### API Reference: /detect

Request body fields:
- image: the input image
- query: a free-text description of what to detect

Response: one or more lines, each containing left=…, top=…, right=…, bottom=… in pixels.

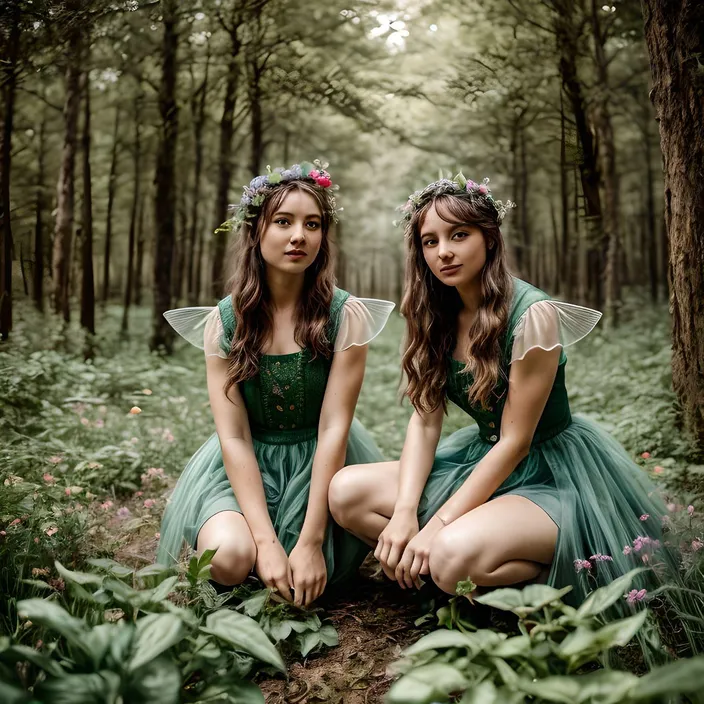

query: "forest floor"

left=3, top=296, right=703, bottom=702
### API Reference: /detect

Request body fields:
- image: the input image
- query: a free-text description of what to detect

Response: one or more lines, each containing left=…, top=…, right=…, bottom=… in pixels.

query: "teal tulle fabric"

left=157, top=288, right=386, bottom=586
left=418, top=278, right=679, bottom=607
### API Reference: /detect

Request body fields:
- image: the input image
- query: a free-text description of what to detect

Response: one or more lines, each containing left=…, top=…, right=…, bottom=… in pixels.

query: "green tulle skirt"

left=157, top=418, right=381, bottom=586
left=418, top=416, right=674, bottom=605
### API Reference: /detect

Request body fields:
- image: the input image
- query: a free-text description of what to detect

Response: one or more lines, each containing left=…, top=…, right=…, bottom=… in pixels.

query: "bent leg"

left=196, top=510, right=257, bottom=586
left=429, top=494, right=557, bottom=594
left=328, top=461, right=400, bottom=545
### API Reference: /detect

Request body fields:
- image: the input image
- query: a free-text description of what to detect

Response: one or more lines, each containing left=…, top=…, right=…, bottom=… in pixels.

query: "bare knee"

left=207, top=540, right=256, bottom=586
left=328, top=465, right=366, bottom=529
left=429, top=529, right=487, bottom=594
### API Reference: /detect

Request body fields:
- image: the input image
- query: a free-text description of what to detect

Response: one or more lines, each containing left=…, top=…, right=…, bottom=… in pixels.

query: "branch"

left=16, top=86, right=62, bottom=112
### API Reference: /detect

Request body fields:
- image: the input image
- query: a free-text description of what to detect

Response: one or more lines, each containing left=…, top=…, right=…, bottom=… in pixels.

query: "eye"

left=422, top=238, right=437, bottom=247
left=274, top=218, right=290, bottom=226
left=306, top=221, right=320, bottom=229
left=452, top=231, right=469, bottom=240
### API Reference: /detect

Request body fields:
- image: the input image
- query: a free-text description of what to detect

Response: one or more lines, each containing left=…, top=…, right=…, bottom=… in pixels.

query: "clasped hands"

left=374, top=508, right=444, bottom=589
left=254, top=537, right=327, bottom=608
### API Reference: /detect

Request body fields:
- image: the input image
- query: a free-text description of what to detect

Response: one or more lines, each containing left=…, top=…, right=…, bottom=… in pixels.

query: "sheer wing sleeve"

left=511, top=299, right=602, bottom=364
left=333, top=296, right=396, bottom=352
left=163, top=307, right=229, bottom=359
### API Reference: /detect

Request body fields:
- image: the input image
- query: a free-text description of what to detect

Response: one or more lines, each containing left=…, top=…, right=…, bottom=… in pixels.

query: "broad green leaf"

left=1, top=644, right=65, bottom=677
left=201, top=610, right=285, bottom=672
left=387, top=663, right=469, bottom=704
left=491, top=635, right=531, bottom=658
left=198, top=548, right=218, bottom=570
left=146, top=575, right=180, bottom=604
left=238, top=589, right=269, bottom=618
left=517, top=675, right=581, bottom=702
left=299, top=624, right=337, bottom=656
left=0, top=680, right=32, bottom=704
left=575, top=568, right=646, bottom=620
left=54, top=561, right=104, bottom=587
left=135, top=563, right=174, bottom=580
left=630, top=655, right=704, bottom=699
left=87, top=558, right=134, bottom=578
left=82, top=624, right=118, bottom=669
left=129, top=613, right=184, bottom=671
left=267, top=619, right=293, bottom=642
left=475, top=585, right=572, bottom=617
left=492, top=656, right=519, bottom=686
left=575, top=669, right=639, bottom=704
left=196, top=677, right=265, bottom=703
left=16, top=599, right=86, bottom=645
left=405, top=629, right=480, bottom=657
left=124, top=655, right=181, bottom=704
left=460, top=680, right=498, bottom=704
left=34, top=670, right=121, bottom=704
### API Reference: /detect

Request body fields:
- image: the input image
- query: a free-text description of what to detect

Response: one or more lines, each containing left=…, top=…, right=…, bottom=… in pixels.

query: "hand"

left=395, top=515, right=444, bottom=589
left=255, top=538, right=293, bottom=603
left=288, top=539, right=327, bottom=607
left=374, top=509, right=419, bottom=582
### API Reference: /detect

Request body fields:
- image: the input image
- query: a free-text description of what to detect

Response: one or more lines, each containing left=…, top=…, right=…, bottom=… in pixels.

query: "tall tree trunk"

left=519, top=125, right=531, bottom=281
left=151, top=0, right=179, bottom=352
left=559, top=92, right=571, bottom=297
left=553, top=0, right=604, bottom=310
left=52, top=31, right=82, bottom=323
left=134, top=197, right=146, bottom=306
left=20, top=245, right=28, bottom=295
left=33, top=106, right=47, bottom=311
left=641, top=100, right=659, bottom=302
left=188, top=47, right=209, bottom=304
left=642, top=0, right=704, bottom=447
left=0, top=5, right=20, bottom=340
left=121, top=94, right=142, bottom=333
left=211, top=18, right=242, bottom=298
left=80, top=69, right=95, bottom=335
left=102, top=105, right=120, bottom=303
left=248, top=58, right=264, bottom=177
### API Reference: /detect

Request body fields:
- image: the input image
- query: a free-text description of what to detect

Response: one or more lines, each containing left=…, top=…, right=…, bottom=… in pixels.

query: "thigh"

left=335, top=460, right=400, bottom=518
left=196, top=510, right=257, bottom=558
left=441, top=494, right=558, bottom=567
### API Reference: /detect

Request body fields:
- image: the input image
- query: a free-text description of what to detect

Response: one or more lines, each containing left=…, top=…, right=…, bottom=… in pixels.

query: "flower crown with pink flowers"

left=218, top=159, right=339, bottom=233
left=397, top=172, right=516, bottom=227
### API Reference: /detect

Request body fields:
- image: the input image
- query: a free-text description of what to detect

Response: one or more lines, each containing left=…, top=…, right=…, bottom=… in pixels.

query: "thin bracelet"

left=436, top=513, right=449, bottom=526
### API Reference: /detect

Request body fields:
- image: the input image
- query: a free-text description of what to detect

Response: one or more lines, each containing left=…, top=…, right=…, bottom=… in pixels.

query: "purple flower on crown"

left=249, top=175, right=269, bottom=190
left=466, top=179, right=478, bottom=191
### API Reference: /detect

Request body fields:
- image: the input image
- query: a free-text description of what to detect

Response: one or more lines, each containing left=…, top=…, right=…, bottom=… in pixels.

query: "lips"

left=440, top=264, right=462, bottom=273
left=285, top=250, right=307, bottom=258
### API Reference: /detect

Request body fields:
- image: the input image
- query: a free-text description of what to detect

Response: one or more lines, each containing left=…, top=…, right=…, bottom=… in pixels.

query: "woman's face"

left=259, top=188, right=324, bottom=274
left=419, top=202, right=488, bottom=289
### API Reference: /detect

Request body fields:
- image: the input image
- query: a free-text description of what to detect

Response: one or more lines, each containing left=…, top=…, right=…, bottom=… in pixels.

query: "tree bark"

left=211, top=15, right=242, bottom=299
left=52, top=30, right=82, bottom=323
left=640, top=98, right=659, bottom=302
left=134, top=197, right=146, bottom=306
left=150, top=0, right=179, bottom=353
left=33, top=105, right=48, bottom=311
left=102, top=105, right=120, bottom=303
left=642, top=0, right=704, bottom=446
left=121, top=94, right=143, bottom=333
left=559, top=93, right=571, bottom=297
left=0, top=4, right=20, bottom=339
left=80, top=69, right=95, bottom=335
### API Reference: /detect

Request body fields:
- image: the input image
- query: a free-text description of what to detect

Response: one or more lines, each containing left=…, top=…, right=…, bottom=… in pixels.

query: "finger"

left=410, top=554, right=424, bottom=589
left=420, top=555, right=430, bottom=575
left=373, top=534, right=384, bottom=561
left=394, top=560, right=408, bottom=589
left=387, top=544, right=403, bottom=572
left=294, top=585, right=305, bottom=608
left=381, top=561, right=396, bottom=581
left=376, top=538, right=390, bottom=568
left=396, top=552, right=414, bottom=590
left=275, top=575, right=293, bottom=603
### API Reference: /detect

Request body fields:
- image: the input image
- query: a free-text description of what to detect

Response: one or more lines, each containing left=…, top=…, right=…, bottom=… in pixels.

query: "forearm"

left=220, top=437, right=277, bottom=546
left=300, top=425, right=349, bottom=544
left=436, top=438, right=529, bottom=522
left=394, top=414, right=442, bottom=514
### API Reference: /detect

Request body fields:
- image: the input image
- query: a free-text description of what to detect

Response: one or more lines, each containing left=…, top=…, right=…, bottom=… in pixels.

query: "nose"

left=289, top=225, right=306, bottom=245
left=437, top=240, right=453, bottom=260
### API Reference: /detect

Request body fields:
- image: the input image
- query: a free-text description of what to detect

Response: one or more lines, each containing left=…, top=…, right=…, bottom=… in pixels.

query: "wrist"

left=252, top=530, right=279, bottom=549
left=298, top=526, right=325, bottom=547
left=393, top=502, right=419, bottom=517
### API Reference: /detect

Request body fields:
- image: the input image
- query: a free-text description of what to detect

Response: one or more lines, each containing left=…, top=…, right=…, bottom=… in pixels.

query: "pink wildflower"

left=0, top=531, right=6, bottom=537
left=155, top=532, right=160, bottom=539
left=143, top=499, right=156, bottom=509
left=641, top=452, right=651, bottom=459
left=80, top=417, right=90, bottom=426
left=478, top=184, right=489, bottom=194
left=34, top=537, right=39, bottom=544
left=640, top=514, right=650, bottom=521
left=100, top=500, right=114, bottom=510
left=45, top=526, right=58, bottom=537
left=667, top=502, right=677, bottom=512
left=135, top=491, right=143, bottom=497
left=574, top=559, right=592, bottom=573
left=466, top=180, right=478, bottom=191
left=692, top=540, right=703, bottom=552
left=43, top=473, right=56, bottom=484
left=9, top=518, right=21, bottom=527
left=35, top=640, right=43, bottom=649
left=653, top=466, right=664, bottom=475
left=116, top=507, right=131, bottom=519
left=623, top=545, right=632, bottom=555
left=642, top=554, right=650, bottom=563
left=65, top=488, right=72, bottom=496
left=162, top=429, right=175, bottom=443
left=48, top=456, right=63, bottom=465
left=626, top=589, right=647, bottom=604
left=129, top=406, right=141, bottom=415
left=688, top=505, right=695, bottom=516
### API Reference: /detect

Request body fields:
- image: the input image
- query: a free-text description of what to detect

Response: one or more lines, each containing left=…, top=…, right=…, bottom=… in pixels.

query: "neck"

left=456, top=277, right=483, bottom=313
left=265, top=266, right=305, bottom=310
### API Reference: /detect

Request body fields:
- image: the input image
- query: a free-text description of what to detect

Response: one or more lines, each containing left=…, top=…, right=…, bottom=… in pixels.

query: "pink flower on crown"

left=309, top=169, right=332, bottom=188
left=466, top=180, right=478, bottom=191
left=478, top=184, right=489, bottom=195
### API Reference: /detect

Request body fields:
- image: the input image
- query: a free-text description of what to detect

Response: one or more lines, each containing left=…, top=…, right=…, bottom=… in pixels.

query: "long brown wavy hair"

left=401, top=193, right=513, bottom=413
left=224, top=180, right=336, bottom=397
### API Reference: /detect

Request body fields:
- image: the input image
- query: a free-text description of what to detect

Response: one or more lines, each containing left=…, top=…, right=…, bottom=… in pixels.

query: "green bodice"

left=217, top=289, right=349, bottom=445
left=446, top=278, right=572, bottom=446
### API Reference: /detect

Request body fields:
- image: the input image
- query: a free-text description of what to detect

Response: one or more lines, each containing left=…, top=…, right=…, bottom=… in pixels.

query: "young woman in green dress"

left=329, top=174, right=670, bottom=605
left=157, top=163, right=394, bottom=607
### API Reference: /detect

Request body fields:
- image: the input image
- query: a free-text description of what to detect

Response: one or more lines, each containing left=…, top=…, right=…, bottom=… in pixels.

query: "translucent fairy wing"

left=511, top=299, right=602, bottom=364
left=334, top=297, right=396, bottom=352
left=163, top=307, right=228, bottom=359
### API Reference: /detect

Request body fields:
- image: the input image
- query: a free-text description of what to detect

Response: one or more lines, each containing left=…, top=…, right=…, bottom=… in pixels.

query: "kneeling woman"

left=330, top=174, right=670, bottom=604
left=158, top=163, right=394, bottom=607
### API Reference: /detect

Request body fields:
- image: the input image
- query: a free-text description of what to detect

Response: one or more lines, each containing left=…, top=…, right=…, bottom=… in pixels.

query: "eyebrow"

left=273, top=211, right=321, bottom=219
left=420, top=223, right=467, bottom=237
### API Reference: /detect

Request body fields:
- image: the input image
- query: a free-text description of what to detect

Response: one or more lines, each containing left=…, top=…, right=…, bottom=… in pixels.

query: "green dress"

left=157, top=288, right=393, bottom=586
left=418, top=277, right=674, bottom=604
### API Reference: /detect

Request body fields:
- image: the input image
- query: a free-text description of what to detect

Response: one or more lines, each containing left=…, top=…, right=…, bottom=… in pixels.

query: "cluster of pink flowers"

left=43, top=473, right=56, bottom=484
left=466, top=179, right=489, bottom=195
left=692, top=539, right=703, bottom=552
left=116, top=507, right=131, bottom=519
left=640, top=514, right=650, bottom=521
left=625, top=588, right=648, bottom=604
left=143, top=498, right=156, bottom=509
left=309, top=169, right=332, bottom=188
left=574, top=559, right=592, bottom=573
left=100, top=500, right=114, bottom=510
left=47, top=456, right=63, bottom=465
left=141, top=467, right=168, bottom=484
left=574, top=553, right=614, bottom=573
left=589, top=553, right=613, bottom=563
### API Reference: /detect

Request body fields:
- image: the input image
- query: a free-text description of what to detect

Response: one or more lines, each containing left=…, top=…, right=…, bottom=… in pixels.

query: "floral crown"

left=396, top=172, right=516, bottom=227
left=218, top=160, right=339, bottom=233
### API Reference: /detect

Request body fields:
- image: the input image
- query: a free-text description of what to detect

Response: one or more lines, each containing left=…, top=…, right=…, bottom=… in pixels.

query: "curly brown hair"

left=224, top=180, right=336, bottom=397
left=401, top=193, right=513, bottom=413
